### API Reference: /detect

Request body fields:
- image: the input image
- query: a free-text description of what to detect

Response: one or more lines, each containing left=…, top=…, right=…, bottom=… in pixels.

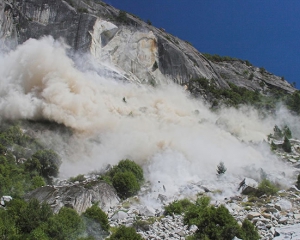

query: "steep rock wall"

left=0, top=0, right=295, bottom=93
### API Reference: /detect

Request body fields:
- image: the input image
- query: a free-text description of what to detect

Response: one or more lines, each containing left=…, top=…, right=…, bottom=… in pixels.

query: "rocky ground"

left=105, top=184, right=300, bottom=240
left=105, top=139, right=300, bottom=240
left=10, top=137, right=300, bottom=239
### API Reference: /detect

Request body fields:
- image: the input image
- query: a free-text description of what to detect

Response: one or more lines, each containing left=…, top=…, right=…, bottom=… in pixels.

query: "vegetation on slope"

left=188, top=77, right=300, bottom=115
left=165, top=196, right=260, bottom=240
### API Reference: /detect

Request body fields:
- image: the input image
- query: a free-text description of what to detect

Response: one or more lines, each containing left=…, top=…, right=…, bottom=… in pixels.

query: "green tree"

left=112, top=171, right=140, bottom=199
left=194, top=205, right=242, bottom=240
left=83, top=204, right=109, bottom=231
left=31, top=149, right=61, bottom=180
left=17, top=198, right=53, bottom=234
left=283, top=125, right=292, bottom=139
left=216, top=161, right=227, bottom=175
left=273, top=125, right=283, bottom=139
left=109, top=159, right=144, bottom=182
left=0, top=210, right=19, bottom=240
left=240, top=219, right=260, bottom=240
left=46, top=207, right=84, bottom=240
left=282, top=136, right=292, bottom=153
left=164, top=199, right=193, bottom=216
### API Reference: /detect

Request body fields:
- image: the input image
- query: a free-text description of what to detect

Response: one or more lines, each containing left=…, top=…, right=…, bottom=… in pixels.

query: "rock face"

left=24, top=180, right=119, bottom=214
left=0, top=0, right=295, bottom=93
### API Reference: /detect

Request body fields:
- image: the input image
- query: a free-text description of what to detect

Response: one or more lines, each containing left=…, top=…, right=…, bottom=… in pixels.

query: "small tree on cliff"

left=282, top=136, right=291, bottom=153
left=216, top=161, right=227, bottom=175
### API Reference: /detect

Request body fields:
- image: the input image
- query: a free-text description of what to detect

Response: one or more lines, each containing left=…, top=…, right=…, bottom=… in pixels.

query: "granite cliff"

left=0, top=0, right=295, bottom=94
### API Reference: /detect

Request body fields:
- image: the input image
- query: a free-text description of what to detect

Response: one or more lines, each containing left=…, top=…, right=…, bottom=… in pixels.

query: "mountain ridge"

left=0, top=0, right=295, bottom=95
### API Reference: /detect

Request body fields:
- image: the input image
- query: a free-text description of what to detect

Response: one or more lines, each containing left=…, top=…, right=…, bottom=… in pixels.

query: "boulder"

left=24, top=180, right=119, bottom=213
left=276, top=199, right=292, bottom=211
left=238, top=178, right=258, bottom=195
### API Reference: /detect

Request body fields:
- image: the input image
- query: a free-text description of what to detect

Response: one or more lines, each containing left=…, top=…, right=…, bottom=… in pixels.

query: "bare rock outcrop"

left=24, top=180, right=119, bottom=214
left=0, top=0, right=295, bottom=93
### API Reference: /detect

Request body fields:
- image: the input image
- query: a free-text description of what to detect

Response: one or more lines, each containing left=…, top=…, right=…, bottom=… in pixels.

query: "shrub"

left=107, top=225, right=143, bottom=240
left=256, top=179, right=278, bottom=197
left=184, top=196, right=210, bottom=226
left=83, top=204, right=109, bottom=231
left=69, top=174, right=86, bottom=183
left=271, top=141, right=277, bottom=151
left=184, top=197, right=259, bottom=239
left=164, top=198, right=193, bottom=215
left=194, top=205, right=242, bottom=240
left=31, top=176, right=46, bottom=190
left=249, top=72, right=254, bottom=80
left=116, top=10, right=128, bottom=23
left=77, top=7, right=88, bottom=13
left=112, top=171, right=140, bottom=199
left=240, top=219, right=260, bottom=240
left=259, top=67, right=266, bottom=74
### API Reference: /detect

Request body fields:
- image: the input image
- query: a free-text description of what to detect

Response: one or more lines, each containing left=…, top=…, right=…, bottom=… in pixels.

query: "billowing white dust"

left=0, top=37, right=297, bottom=198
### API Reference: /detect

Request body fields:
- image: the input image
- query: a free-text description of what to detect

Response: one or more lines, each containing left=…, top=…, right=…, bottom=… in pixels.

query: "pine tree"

left=216, top=161, right=227, bottom=175
left=283, top=125, right=292, bottom=139
left=282, top=136, right=291, bottom=153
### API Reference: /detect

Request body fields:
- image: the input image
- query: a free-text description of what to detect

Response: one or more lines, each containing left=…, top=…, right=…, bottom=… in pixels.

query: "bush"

left=112, top=171, right=140, bottom=199
left=256, top=179, right=278, bottom=197
left=184, top=196, right=210, bottom=226
left=164, top=198, right=193, bottom=215
left=194, top=205, right=242, bottom=239
left=69, top=174, right=86, bottom=183
left=83, top=204, right=109, bottom=231
left=240, top=219, right=260, bottom=240
left=116, top=10, right=128, bottom=23
left=184, top=197, right=259, bottom=240
left=107, top=225, right=143, bottom=240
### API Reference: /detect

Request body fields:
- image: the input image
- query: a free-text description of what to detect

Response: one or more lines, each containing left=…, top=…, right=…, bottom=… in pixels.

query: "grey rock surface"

left=0, top=0, right=295, bottom=94
left=24, top=180, right=119, bottom=213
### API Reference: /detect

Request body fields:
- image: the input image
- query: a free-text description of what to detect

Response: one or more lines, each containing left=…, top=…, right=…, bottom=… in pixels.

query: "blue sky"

left=108, top=0, right=300, bottom=89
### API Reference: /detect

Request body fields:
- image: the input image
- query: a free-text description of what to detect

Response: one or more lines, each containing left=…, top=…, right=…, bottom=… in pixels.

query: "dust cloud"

left=0, top=37, right=297, bottom=198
